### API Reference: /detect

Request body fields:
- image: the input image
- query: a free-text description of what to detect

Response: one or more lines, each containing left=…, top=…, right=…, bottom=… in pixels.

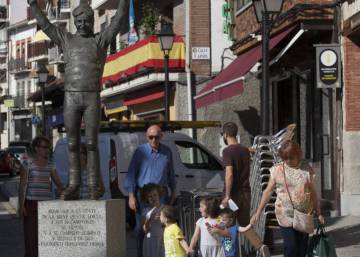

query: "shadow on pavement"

left=327, top=224, right=360, bottom=248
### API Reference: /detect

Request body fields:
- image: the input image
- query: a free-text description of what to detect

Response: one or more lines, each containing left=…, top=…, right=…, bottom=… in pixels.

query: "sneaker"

left=259, top=245, right=271, bottom=257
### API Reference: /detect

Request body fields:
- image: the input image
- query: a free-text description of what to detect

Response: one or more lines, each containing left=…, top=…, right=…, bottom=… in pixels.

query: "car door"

left=171, top=140, right=224, bottom=192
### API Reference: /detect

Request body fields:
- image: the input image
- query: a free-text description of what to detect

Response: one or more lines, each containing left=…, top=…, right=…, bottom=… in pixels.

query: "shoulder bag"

left=283, top=163, right=314, bottom=234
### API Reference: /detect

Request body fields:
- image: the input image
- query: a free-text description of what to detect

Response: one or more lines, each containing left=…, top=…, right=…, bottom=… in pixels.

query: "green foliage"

left=139, top=1, right=159, bottom=36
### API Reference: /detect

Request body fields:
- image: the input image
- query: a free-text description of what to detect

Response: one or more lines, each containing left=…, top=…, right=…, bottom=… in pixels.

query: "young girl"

left=189, top=197, right=224, bottom=257
left=142, top=183, right=165, bottom=257
left=208, top=208, right=270, bottom=257
left=160, top=205, right=190, bottom=257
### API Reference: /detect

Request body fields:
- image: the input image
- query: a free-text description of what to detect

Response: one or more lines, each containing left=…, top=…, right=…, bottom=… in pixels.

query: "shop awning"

left=195, top=25, right=296, bottom=109
left=102, top=35, right=185, bottom=85
left=33, top=30, right=50, bottom=43
left=103, top=97, right=128, bottom=115
left=124, top=91, right=164, bottom=106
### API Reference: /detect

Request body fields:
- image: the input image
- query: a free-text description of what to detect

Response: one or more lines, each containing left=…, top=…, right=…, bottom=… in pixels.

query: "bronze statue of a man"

left=28, top=0, right=127, bottom=200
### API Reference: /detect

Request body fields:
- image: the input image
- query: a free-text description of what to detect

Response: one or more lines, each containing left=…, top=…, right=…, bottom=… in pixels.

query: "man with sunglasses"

left=124, top=125, right=176, bottom=257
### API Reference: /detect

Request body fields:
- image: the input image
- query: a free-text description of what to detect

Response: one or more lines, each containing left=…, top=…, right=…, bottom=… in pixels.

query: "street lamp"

left=157, top=22, right=175, bottom=121
left=253, top=0, right=284, bottom=135
left=37, top=63, right=48, bottom=136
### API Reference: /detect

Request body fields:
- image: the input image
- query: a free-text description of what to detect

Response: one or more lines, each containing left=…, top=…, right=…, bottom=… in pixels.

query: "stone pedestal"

left=38, top=199, right=125, bottom=257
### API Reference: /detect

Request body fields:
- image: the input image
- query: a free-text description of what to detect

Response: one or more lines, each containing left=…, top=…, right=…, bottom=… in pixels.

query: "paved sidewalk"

left=0, top=191, right=359, bottom=257
left=270, top=215, right=360, bottom=257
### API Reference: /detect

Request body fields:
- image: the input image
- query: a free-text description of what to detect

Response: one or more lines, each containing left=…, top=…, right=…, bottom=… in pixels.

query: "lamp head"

left=157, top=22, right=175, bottom=52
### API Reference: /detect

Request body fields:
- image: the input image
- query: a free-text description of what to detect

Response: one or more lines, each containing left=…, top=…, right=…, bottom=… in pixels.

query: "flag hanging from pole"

left=128, top=0, right=139, bottom=45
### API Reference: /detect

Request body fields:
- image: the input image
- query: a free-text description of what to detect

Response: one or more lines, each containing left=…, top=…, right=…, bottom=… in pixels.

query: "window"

left=175, top=141, right=223, bottom=170
left=236, top=0, right=251, bottom=11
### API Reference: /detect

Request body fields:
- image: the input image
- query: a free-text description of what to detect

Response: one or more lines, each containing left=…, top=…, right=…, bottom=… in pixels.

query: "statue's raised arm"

left=27, top=0, right=53, bottom=32
left=99, top=0, right=128, bottom=47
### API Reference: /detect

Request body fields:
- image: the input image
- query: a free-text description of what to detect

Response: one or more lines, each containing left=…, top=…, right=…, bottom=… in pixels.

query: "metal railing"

left=13, top=95, right=30, bottom=109
left=8, top=58, right=31, bottom=72
left=28, top=42, right=48, bottom=60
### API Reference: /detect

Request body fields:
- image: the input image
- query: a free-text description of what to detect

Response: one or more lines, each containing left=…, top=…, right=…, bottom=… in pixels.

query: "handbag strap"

left=282, top=163, right=296, bottom=211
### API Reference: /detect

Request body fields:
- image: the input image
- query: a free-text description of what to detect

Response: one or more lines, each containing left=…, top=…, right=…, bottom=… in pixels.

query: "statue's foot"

left=61, top=185, right=80, bottom=200
left=89, top=186, right=105, bottom=200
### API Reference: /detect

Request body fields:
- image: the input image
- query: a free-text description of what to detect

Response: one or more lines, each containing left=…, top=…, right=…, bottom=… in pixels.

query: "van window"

left=175, top=141, right=222, bottom=170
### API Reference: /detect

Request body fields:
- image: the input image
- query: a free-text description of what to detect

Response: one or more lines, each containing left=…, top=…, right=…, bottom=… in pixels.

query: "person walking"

left=160, top=205, right=190, bottom=257
left=189, top=197, right=224, bottom=257
left=18, top=136, right=64, bottom=257
left=250, top=140, right=325, bottom=257
left=124, top=125, right=176, bottom=257
left=220, top=122, right=251, bottom=226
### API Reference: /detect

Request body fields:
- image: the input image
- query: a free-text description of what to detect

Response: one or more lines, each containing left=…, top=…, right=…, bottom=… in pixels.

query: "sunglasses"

left=148, top=135, right=160, bottom=140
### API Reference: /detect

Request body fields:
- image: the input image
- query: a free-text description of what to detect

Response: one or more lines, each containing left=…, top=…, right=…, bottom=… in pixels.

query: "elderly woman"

left=18, top=136, right=64, bottom=257
left=250, top=140, right=325, bottom=257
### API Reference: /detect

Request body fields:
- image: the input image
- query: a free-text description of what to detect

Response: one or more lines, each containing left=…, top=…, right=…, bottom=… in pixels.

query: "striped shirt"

left=26, top=162, right=54, bottom=201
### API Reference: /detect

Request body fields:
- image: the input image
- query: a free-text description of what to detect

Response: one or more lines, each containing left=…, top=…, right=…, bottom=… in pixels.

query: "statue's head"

left=72, top=0, right=94, bottom=36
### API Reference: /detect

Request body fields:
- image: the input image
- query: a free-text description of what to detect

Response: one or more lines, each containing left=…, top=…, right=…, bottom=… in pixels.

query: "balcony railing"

left=102, top=35, right=185, bottom=86
left=28, top=42, right=48, bottom=62
left=48, top=46, right=64, bottom=64
left=13, top=95, right=30, bottom=109
left=9, top=58, right=31, bottom=73
left=60, top=0, right=71, bottom=11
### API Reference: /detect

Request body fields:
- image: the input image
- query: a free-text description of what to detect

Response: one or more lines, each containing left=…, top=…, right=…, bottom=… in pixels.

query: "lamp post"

left=253, top=0, right=284, bottom=135
left=157, top=22, right=175, bottom=121
left=37, top=63, right=48, bottom=136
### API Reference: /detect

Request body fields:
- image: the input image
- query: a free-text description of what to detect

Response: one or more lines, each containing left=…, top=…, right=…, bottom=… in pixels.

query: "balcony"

left=92, top=0, right=118, bottom=10
left=28, top=42, right=48, bottom=62
left=233, top=0, right=334, bottom=43
left=60, top=0, right=71, bottom=13
left=102, top=35, right=185, bottom=86
left=0, top=6, right=7, bottom=22
left=48, top=46, right=64, bottom=64
left=9, top=58, right=31, bottom=74
left=13, top=95, right=30, bottom=109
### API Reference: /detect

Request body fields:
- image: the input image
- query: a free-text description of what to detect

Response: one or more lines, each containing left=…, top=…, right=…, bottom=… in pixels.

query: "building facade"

left=339, top=0, right=360, bottom=215
left=195, top=0, right=343, bottom=213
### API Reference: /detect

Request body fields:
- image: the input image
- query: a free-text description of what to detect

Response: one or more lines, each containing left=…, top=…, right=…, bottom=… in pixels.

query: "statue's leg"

left=61, top=92, right=82, bottom=200
left=84, top=92, right=102, bottom=200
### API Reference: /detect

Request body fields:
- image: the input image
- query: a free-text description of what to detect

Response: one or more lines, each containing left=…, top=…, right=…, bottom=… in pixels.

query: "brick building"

left=194, top=0, right=349, bottom=214
left=97, top=0, right=234, bottom=123
left=339, top=1, right=360, bottom=215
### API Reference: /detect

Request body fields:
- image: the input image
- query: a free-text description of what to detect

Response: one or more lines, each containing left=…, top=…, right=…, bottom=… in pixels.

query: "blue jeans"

left=280, top=226, right=309, bottom=257
left=134, top=190, right=169, bottom=257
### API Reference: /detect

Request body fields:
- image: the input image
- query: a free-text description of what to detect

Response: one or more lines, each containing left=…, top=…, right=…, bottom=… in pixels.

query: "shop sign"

left=192, top=47, right=210, bottom=60
left=315, top=44, right=341, bottom=88
left=31, top=115, right=41, bottom=125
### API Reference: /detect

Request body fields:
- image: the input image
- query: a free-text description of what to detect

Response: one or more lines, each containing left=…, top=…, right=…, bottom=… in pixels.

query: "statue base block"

left=38, top=199, right=126, bottom=257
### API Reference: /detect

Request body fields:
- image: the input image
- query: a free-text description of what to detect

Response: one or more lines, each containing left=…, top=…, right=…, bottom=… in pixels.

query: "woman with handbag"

left=250, top=140, right=325, bottom=257
left=18, top=136, right=64, bottom=257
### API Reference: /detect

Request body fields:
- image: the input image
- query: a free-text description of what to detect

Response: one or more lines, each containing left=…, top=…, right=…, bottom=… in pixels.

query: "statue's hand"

left=27, top=0, right=37, bottom=6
